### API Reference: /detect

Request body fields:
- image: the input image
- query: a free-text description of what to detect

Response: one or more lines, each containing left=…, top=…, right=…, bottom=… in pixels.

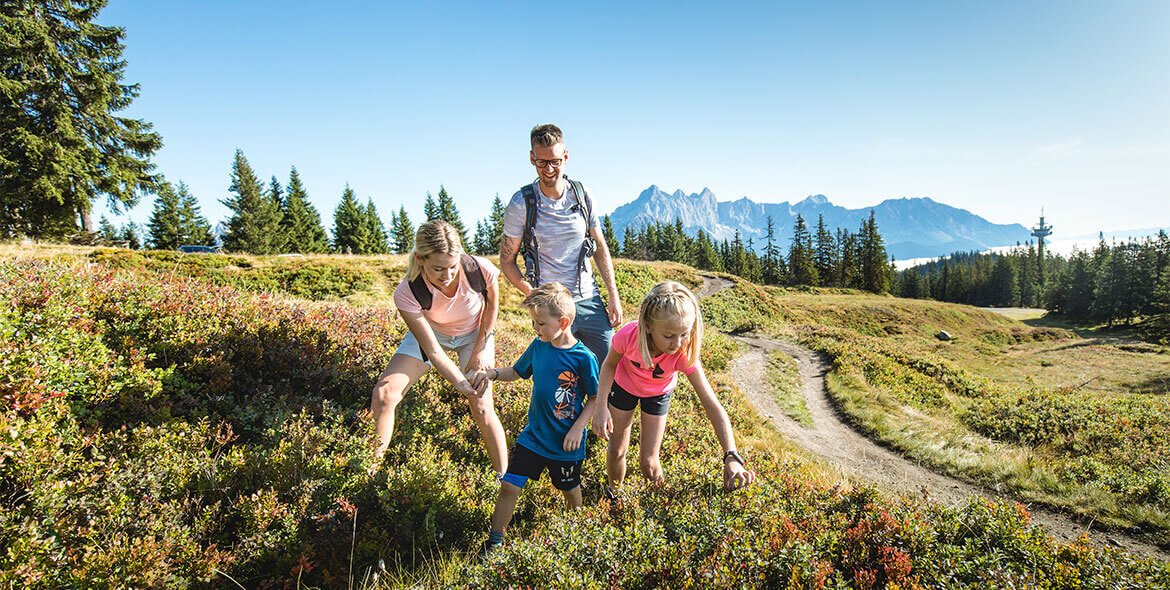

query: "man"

left=500, top=124, right=622, bottom=362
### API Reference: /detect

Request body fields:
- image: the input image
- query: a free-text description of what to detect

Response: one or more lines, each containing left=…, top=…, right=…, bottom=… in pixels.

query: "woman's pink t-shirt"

left=392, top=256, right=499, bottom=336
left=611, top=321, right=698, bottom=398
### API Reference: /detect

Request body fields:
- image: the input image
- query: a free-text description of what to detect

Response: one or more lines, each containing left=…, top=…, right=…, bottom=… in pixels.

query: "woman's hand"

left=722, top=459, right=756, bottom=491
left=454, top=378, right=480, bottom=398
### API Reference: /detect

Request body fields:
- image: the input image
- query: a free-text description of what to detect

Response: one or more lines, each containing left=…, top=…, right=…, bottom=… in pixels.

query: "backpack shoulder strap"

left=408, top=272, right=433, bottom=311
left=520, top=184, right=538, bottom=244
left=461, top=253, right=487, bottom=299
left=566, top=177, right=591, bottom=225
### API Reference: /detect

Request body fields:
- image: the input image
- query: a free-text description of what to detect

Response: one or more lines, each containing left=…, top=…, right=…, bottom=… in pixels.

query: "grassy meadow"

left=2, top=244, right=1168, bottom=588
left=702, top=277, right=1170, bottom=548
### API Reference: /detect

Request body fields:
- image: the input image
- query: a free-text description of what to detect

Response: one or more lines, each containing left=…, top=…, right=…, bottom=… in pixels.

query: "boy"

left=474, top=282, right=599, bottom=556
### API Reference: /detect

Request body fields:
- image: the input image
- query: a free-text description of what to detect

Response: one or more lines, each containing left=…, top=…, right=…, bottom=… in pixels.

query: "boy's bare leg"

left=490, top=481, right=522, bottom=533
left=562, top=486, right=583, bottom=508
left=637, top=411, right=669, bottom=484
left=605, top=404, right=637, bottom=490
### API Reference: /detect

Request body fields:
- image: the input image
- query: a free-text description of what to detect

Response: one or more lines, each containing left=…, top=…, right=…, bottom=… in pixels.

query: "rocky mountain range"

left=606, top=186, right=1033, bottom=261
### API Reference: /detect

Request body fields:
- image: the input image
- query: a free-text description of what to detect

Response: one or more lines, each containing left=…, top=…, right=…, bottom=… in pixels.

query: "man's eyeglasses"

left=533, top=158, right=564, bottom=169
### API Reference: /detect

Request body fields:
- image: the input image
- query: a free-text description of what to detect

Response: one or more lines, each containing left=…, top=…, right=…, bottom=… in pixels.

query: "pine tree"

left=332, top=185, right=366, bottom=254
left=279, top=167, right=330, bottom=253
left=435, top=186, right=468, bottom=246
left=621, top=227, right=638, bottom=259
left=837, top=228, right=859, bottom=289
left=176, top=182, right=214, bottom=246
left=364, top=199, right=389, bottom=254
left=390, top=205, right=414, bottom=254
left=990, top=255, right=1020, bottom=307
left=859, top=211, right=890, bottom=293
left=602, top=215, right=619, bottom=258
left=265, top=176, right=288, bottom=252
left=221, top=150, right=281, bottom=254
left=694, top=229, right=721, bottom=272
left=147, top=181, right=184, bottom=250
left=119, top=222, right=142, bottom=250
left=788, top=215, right=818, bottom=286
left=423, top=192, right=439, bottom=220
left=487, top=194, right=506, bottom=254
left=813, top=215, right=837, bottom=287
left=762, top=216, right=782, bottom=285
left=97, top=216, right=119, bottom=243
left=472, top=220, right=491, bottom=255
left=1, top=0, right=163, bottom=238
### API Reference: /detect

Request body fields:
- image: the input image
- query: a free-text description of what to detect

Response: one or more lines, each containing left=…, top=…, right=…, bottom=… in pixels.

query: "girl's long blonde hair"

left=406, top=219, right=464, bottom=281
left=637, top=281, right=704, bottom=369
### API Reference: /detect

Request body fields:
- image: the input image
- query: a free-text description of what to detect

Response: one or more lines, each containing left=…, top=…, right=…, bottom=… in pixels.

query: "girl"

left=371, top=220, right=507, bottom=475
left=593, top=281, right=755, bottom=494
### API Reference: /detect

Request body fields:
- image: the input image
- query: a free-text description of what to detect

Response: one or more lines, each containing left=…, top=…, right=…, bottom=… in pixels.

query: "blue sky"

left=96, top=0, right=1169, bottom=238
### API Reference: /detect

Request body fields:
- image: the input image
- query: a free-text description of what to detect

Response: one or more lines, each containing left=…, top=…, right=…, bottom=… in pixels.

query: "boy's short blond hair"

left=523, top=282, right=576, bottom=322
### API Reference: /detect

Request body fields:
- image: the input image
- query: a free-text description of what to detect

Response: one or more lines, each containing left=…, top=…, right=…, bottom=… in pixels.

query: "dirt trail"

left=697, top=274, right=1167, bottom=561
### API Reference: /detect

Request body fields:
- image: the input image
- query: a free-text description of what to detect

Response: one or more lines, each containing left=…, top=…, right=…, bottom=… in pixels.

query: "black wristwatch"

left=723, top=450, right=745, bottom=466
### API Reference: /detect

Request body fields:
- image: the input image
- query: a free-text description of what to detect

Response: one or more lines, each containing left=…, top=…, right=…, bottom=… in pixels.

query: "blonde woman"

left=593, top=281, right=756, bottom=497
left=371, top=220, right=507, bottom=475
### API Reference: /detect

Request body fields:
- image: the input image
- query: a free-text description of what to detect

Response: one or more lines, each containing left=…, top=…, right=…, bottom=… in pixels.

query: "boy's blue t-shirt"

left=513, top=338, right=599, bottom=461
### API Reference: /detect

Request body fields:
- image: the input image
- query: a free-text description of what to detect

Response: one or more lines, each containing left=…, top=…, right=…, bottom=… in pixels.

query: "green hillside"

left=2, top=245, right=1167, bottom=588
left=704, top=278, right=1170, bottom=546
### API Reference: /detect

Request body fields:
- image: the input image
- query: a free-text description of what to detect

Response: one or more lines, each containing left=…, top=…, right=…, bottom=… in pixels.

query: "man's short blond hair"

left=523, top=282, right=576, bottom=322
left=530, top=124, right=563, bottom=148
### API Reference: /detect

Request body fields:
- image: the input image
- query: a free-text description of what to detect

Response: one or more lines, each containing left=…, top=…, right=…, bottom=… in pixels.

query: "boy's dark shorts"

left=501, top=444, right=582, bottom=491
left=608, top=381, right=673, bottom=416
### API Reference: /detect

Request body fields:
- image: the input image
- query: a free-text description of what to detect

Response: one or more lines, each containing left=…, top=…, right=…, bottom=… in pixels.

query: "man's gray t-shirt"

left=503, top=180, right=601, bottom=301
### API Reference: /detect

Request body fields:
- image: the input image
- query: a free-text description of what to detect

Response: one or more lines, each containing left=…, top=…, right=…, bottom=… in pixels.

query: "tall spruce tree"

left=788, top=214, right=818, bottom=286
left=279, top=167, right=329, bottom=253
left=331, top=185, right=365, bottom=254
left=435, top=186, right=468, bottom=246
left=363, top=199, right=389, bottom=254
left=146, top=181, right=184, bottom=250
left=762, top=216, right=782, bottom=285
left=221, top=150, right=281, bottom=254
left=602, top=215, right=619, bottom=258
left=859, top=211, right=890, bottom=293
left=118, top=221, right=142, bottom=250
left=97, top=216, right=119, bottom=242
left=694, top=229, right=721, bottom=272
left=472, top=220, right=491, bottom=255
left=813, top=215, right=837, bottom=287
left=1, top=0, right=163, bottom=238
left=266, top=176, right=287, bottom=252
left=176, top=182, right=214, bottom=246
left=390, top=205, right=414, bottom=254
left=423, top=192, right=439, bottom=220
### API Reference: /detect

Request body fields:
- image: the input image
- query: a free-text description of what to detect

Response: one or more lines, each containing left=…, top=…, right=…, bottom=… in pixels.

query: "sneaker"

left=603, top=486, right=622, bottom=504
left=479, top=539, right=503, bottom=561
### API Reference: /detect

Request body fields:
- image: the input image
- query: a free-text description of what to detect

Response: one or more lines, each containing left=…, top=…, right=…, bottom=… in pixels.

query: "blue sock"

left=488, top=530, right=505, bottom=545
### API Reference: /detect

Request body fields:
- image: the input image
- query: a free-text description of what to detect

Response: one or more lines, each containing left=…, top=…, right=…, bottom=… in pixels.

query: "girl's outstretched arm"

left=687, top=365, right=757, bottom=490
left=591, top=348, right=622, bottom=440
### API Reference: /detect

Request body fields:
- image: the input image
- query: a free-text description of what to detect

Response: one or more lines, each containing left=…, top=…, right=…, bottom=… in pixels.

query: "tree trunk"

left=78, top=207, right=93, bottom=233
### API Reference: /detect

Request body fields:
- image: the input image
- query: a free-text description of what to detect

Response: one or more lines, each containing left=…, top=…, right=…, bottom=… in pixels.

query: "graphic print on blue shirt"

left=513, top=338, right=599, bottom=461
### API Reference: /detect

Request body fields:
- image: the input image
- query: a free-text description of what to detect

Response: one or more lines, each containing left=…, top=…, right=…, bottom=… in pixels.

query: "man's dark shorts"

left=501, top=444, right=582, bottom=491
left=608, top=381, right=673, bottom=416
left=572, top=293, right=613, bottom=364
